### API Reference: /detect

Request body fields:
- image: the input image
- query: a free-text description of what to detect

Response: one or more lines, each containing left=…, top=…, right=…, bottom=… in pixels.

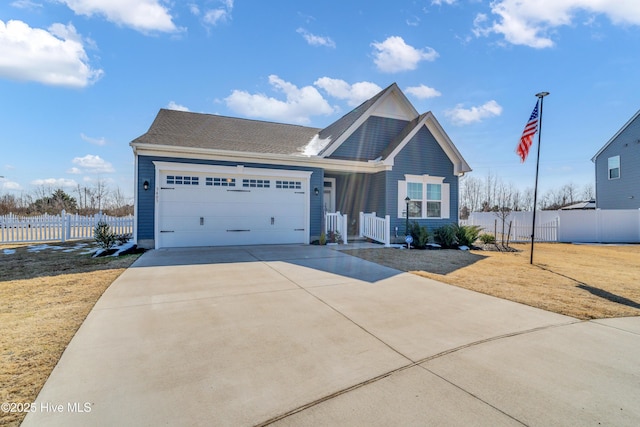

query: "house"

left=130, top=83, right=471, bottom=249
left=592, top=109, right=640, bottom=209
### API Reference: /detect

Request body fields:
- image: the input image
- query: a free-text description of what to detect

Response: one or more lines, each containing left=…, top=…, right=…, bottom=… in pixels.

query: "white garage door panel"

left=156, top=169, right=308, bottom=248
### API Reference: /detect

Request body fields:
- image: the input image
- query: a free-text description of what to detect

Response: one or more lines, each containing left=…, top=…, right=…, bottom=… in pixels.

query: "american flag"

left=516, top=101, right=539, bottom=162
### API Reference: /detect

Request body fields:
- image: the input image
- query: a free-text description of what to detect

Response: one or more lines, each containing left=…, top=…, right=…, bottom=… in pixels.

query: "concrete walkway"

left=23, top=245, right=640, bottom=426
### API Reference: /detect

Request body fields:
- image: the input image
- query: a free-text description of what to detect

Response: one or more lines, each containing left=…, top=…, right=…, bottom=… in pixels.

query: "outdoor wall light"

left=143, top=180, right=149, bottom=191
left=314, top=187, right=319, bottom=196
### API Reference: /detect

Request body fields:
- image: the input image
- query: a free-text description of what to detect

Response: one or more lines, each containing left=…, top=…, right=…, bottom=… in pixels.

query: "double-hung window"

left=398, top=175, right=449, bottom=219
left=426, top=184, right=442, bottom=218
left=608, top=156, right=620, bottom=180
left=407, top=182, right=423, bottom=218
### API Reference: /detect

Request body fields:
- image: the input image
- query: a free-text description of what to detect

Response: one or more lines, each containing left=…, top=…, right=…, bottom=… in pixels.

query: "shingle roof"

left=131, top=109, right=321, bottom=156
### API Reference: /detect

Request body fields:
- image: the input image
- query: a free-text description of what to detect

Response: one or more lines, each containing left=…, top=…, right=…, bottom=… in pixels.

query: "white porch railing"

left=359, top=212, right=391, bottom=247
left=325, top=211, right=348, bottom=244
left=0, top=211, right=134, bottom=244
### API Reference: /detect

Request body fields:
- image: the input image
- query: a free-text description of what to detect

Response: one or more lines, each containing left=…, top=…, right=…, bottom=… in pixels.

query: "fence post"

left=384, top=215, right=391, bottom=247
left=343, top=214, right=348, bottom=245
left=61, top=210, right=67, bottom=243
left=359, top=212, right=364, bottom=237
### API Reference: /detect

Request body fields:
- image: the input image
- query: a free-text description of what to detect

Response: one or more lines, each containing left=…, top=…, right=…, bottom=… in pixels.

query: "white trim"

left=133, top=143, right=391, bottom=174
left=152, top=161, right=312, bottom=249
left=133, top=153, right=139, bottom=244
left=152, top=161, right=313, bottom=179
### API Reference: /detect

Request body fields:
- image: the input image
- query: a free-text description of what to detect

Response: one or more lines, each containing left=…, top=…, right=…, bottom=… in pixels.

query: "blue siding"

left=329, top=116, right=409, bottom=160
left=386, top=126, right=458, bottom=234
left=595, top=115, right=640, bottom=209
left=136, top=155, right=324, bottom=242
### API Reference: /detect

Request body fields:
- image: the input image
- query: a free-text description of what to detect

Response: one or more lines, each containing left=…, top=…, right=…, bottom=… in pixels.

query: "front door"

left=323, top=178, right=335, bottom=213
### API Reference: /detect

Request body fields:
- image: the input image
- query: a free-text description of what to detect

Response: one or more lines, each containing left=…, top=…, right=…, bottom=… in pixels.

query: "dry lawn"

left=0, top=241, right=140, bottom=427
left=344, top=243, right=640, bottom=320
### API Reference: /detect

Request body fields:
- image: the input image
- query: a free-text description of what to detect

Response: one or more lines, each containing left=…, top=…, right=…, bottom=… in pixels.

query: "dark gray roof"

left=316, top=83, right=396, bottom=155
left=132, top=109, right=321, bottom=156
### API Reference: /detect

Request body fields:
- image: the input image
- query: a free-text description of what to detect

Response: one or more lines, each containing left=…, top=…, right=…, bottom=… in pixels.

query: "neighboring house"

left=130, top=83, right=471, bottom=249
left=592, top=109, right=640, bottom=209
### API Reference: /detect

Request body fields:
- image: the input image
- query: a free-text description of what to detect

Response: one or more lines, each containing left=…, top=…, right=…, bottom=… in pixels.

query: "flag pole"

left=530, top=91, right=549, bottom=264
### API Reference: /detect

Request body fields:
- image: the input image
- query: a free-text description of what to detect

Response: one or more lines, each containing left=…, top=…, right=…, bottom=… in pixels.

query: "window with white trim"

left=608, top=156, right=620, bottom=180
left=398, top=175, right=450, bottom=219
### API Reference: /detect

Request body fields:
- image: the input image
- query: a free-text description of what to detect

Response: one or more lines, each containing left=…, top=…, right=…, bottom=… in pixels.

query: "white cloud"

left=67, top=167, right=82, bottom=174
left=167, top=101, right=189, bottom=112
left=432, top=0, right=457, bottom=5
left=225, top=75, right=335, bottom=125
left=474, top=0, right=640, bottom=49
left=80, top=133, right=107, bottom=146
left=314, top=78, right=382, bottom=106
left=371, top=36, right=438, bottom=73
left=405, top=84, right=442, bottom=99
left=31, top=178, right=78, bottom=188
left=296, top=28, right=336, bottom=48
left=0, top=179, right=22, bottom=191
left=57, top=0, right=177, bottom=33
left=445, top=100, right=503, bottom=125
left=203, top=0, right=234, bottom=26
left=11, top=0, right=42, bottom=9
left=0, top=20, right=103, bottom=87
left=71, top=154, right=115, bottom=173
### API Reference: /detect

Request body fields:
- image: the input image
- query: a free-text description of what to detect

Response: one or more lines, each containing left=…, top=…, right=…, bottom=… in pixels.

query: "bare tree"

left=582, top=183, right=595, bottom=201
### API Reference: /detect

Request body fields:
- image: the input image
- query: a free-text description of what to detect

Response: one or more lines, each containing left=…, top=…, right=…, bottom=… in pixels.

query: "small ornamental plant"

left=94, top=220, right=117, bottom=250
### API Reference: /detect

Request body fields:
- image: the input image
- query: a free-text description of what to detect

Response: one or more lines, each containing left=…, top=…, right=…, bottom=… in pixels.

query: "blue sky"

left=1, top=0, right=640, bottom=201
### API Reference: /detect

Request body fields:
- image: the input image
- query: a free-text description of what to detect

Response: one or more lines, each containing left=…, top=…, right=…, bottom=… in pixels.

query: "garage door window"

left=276, top=180, right=302, bottom=189
left=243, top=179, right=270, bottom=188
left=167, top=175, right=199, bottom=185
left=206, top=177, right=236, bottom=187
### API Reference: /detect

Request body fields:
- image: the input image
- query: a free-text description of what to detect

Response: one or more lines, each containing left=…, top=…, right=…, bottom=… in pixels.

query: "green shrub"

left=408, top=222, right=429, bottom=249
left=456, top=224, right=482, bottom=247
left=433, top=224, right=458, bottom=248
left=94, top=220, right=116, bottom=250
left=479, top=233, right=496, bottom=244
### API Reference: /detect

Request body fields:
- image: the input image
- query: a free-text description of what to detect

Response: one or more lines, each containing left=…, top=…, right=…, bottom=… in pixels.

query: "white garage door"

left=155, top=163, right=310, bottom=248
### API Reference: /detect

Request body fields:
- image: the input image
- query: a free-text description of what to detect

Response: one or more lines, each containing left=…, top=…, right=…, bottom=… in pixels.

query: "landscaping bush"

left=94, top=221, right=117, bottom=250
left=479, top=233, right=496, bottom=244
left=408, top=222, right=430, bottom=249
left=433, top=223, right=458, bottom=248
left=456, top=224, right=483, bottom=247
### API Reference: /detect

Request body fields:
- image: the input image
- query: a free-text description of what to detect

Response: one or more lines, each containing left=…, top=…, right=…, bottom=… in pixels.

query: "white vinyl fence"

left=325, top=211, right=348, bottom=244
left=461, top=209, right=640, bottom=243
left=0, top=211, right=134, bottom=244
left=359, top=212, right=391, bottom=247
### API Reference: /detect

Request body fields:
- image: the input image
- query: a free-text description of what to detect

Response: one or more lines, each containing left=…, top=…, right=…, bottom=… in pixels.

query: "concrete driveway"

left=23, top=245, right=640, bottom=426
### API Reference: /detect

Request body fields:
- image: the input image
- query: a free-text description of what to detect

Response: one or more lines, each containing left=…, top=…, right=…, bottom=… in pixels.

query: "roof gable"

left=307, top=83, right=418, bottom=157
left=381, top=112, right=471, bottom=176
left=592, top=109, right=640, bottom=162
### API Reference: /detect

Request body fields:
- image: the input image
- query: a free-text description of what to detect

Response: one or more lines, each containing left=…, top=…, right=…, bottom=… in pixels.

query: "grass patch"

left=344, top=243, right=640, bottom=320
left=0, top=241, right=140, bottom=427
